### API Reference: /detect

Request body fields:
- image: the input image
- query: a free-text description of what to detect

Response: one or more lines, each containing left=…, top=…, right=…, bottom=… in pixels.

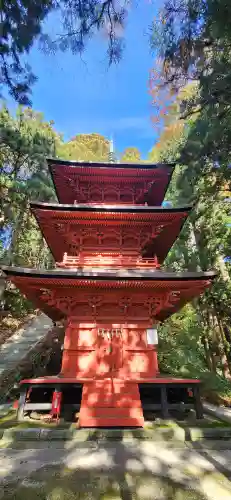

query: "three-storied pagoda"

left=2, top=159, right=216, bottom=426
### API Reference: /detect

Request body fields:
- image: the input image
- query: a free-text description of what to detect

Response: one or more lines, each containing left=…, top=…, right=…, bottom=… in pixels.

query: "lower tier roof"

left=2, top=267, right=216, bottom=323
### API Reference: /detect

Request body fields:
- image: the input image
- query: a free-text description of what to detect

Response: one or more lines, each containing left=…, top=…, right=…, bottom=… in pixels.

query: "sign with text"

left=146, top=328, right=158, bottom=345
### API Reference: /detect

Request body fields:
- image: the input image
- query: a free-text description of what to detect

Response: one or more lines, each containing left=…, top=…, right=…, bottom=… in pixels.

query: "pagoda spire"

left=109, top=136, right=117, bottom=163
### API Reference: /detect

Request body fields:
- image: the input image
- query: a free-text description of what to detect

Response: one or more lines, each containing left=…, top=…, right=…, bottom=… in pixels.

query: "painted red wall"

left=60, top=320, right=159, bottom=380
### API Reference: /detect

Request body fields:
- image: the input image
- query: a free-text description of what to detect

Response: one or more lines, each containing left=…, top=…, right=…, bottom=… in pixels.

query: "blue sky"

left=7, top=1, right=161, bottom=159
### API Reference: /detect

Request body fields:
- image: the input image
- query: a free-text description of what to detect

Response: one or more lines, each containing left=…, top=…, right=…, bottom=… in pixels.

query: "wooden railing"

left=56, top=253, right=160, bottom=270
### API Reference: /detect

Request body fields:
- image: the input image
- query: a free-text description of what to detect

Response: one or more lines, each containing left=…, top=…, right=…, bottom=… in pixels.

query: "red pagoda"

left=2, top=159, right=216, bottom=427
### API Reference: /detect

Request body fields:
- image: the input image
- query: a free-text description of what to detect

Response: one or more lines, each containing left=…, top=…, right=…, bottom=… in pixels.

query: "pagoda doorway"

left=60, top=321, right=124, bottom=379
left=97, top=326, right=123, bottom=376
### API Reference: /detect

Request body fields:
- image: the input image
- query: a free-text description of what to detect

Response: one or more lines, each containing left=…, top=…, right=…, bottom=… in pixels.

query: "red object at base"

left=51, top=390, right=62, bottom=422
left=13, top=400, right=18, bottom=410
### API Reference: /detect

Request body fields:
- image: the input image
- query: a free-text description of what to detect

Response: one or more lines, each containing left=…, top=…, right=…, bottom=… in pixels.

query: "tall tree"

left=0, top=105, right=58, bottom=267
left=151, top=0, right=231, bottom=191
left=58, top=133, right=110, bottom=162
left=149, top=82, right=231, bottom=381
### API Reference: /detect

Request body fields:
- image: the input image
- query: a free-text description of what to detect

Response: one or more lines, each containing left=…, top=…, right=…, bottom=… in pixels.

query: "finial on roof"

left=109, top=137, right=114, bottom=154
left=109, top=136, right=117, bottom=163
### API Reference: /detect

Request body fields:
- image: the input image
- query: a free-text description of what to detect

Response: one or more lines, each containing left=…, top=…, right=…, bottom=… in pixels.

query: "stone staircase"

left=79, top=378, right=144, bottom=427
left=0, top=314, right=53, bottom=397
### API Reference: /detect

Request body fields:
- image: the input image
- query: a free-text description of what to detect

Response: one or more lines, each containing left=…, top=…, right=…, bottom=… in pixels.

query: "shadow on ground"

left=1, top=427, right=231, bottom=500
left=1, top=465, right=208, bottom=500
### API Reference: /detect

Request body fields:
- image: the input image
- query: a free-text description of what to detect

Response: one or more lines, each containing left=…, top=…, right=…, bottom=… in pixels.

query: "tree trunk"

left=196, top=305, right=215, bottom=372
left=189, top=222, right=202, bottom=271
left=217, top=315, right=231, bottom=370
left=212, top=312, right=231, bottom=379
left=206, top=309, right=218, bottom=373
left=224, top=324, right=231, bottom=345
left=216, top=254, right=230, bottom=282
left=35, top=235, right=46, bottom=268
left=201, top=333, right=214, bottom=371
left=7, top=205, right=27, bottom=266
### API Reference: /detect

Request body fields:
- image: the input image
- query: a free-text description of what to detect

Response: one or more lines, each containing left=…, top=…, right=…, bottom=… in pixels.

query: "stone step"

left=0, top=344, right=34, bottom=356
left=1, top=336, right=44, bottom=347
left=79, top=407, right=143, bottom=418
left=0, top=314, right=53, bottom=386
left=79, top=380, right=144, bottom=427
left=79, top=417, right=144, bottom=427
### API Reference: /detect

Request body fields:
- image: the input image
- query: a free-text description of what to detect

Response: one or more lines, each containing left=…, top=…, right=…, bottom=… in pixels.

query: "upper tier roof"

left=2, top=266, right=216, bottom=323
left=30, top=202, right=191, bottom=263
left=47, top=158, right=174, bottom=206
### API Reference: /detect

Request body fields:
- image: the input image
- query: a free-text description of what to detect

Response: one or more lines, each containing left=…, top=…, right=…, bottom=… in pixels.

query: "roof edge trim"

left=1, top=266, right=217, bottom=282
left=29, top=201, right=193, bottom=213
left=47, top=158, right=175, bottom=170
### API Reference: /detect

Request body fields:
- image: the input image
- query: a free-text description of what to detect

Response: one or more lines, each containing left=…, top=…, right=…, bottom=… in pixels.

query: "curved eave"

left=2, top=266, right=216, bottom=323
left=47, top=158, right=175, bottom=170
left=47, top=159, right=175, bottom=205
left=30, top=201, right=192, bottom=213
left=30, top=204, right=192, bottom=263
left=2, top=266, right=217, bottom=281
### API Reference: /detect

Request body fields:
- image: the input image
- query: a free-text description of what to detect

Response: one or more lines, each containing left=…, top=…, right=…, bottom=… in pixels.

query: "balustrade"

left=56, top=252, right=160, bottom=269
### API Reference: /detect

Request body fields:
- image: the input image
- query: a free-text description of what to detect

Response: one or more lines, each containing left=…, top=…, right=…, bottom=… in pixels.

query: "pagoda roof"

left=47, top=158, right=175, bottom=206
left=30, top=202, right=192, bottom=263
left=31, top=202, right=190, bottom=214
left=2, top=266, right=216, bottom=323
left=47, top=158, right=175, bottom=170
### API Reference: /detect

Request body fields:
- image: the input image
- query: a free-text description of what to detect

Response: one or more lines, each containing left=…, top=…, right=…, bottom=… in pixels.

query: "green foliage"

left=3, top=286, right=34, bottom=316
left=1, top=1, right=127, bottom=104
left=149, top=38, right=231, bottom=395
left=120, top=147, right=141, bottom=162
left=0, top=105, right=58, bottom=180
left=58, top=133, right=110, bottom=162
left=158, top=305, right=206, bottom=377
left=0, top=104, right=140, bottom=317
left=158, top=304, right=231, bottom=402
left=151, top=0, right=231, bottom=191
left=0, top=0, right=53, bottom=104
left=199, top=372, right=231, bottom=401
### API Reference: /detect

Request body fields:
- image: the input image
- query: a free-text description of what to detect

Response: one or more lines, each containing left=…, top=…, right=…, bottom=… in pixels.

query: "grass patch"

left=144, top=417, right=231, bottom=430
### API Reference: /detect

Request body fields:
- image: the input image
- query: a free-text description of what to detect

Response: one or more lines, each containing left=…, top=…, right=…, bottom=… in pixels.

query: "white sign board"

left=146, top=328, right=158, bottom=345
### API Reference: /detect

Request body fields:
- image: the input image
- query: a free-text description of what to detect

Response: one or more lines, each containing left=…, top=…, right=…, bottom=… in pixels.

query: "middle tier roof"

left=31, top=202, right=191, bottom=263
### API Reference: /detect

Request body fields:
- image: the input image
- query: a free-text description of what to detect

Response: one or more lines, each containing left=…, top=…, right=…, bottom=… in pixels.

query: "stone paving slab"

left=1, top=441, right=231, bottom=500
left=1, top=425, right=231, bottom=444
left=203, top=402, right=231, bottom=424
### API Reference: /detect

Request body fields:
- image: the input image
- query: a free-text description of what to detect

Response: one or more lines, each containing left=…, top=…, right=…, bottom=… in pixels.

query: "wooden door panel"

left=123, top=327, right=148, bottom=350
left=122, top=351, right=157, bottom=377
left=64, top=324, right=97, bottom=350
left=61, top=351, right=96, bottom=378
left=96, top=326, right=123, bottom=375
left=96, top=328, right=112, bottom=375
